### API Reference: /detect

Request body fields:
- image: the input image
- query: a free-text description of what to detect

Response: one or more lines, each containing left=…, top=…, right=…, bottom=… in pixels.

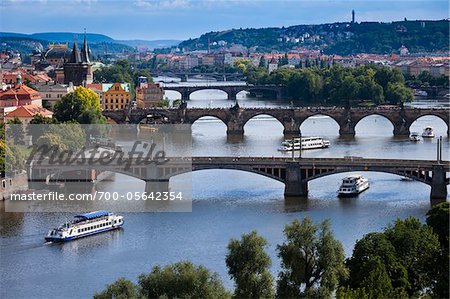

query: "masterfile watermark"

left=4, top=124, right=193, bottom=212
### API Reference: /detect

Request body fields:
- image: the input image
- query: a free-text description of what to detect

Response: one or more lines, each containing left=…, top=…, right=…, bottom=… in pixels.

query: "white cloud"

left=134, top=0, right=191, bottom=9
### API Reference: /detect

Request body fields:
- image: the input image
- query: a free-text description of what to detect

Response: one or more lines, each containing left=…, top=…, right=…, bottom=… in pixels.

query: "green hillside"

left=177, top=20, right=449, bottom=54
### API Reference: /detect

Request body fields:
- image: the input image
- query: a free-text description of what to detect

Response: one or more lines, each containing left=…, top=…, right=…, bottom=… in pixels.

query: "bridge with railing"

left=103, top=106, right=449, bottom=136
left=28, top=156, right=449, bottom=201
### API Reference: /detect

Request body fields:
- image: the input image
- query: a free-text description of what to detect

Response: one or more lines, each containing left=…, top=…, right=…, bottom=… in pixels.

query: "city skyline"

left=0, top=0, right=448, bottom=41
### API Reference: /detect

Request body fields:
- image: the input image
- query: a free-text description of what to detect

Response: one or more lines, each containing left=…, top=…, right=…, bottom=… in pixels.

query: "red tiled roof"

left=0, top=84, right=41, bottom=102
left=5, top=104, right=53, bottom=118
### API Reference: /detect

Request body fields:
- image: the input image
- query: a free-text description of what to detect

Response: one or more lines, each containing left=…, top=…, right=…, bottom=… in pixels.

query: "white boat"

left=45, top=211, right=123, bottom=242
left=413, top=89, right=428, bottom=97
left=409, top=132, right=421, bottom=141
left=338, top=174, right=369, bottom=197
left=422, top=126, right=435, bottom=138
left=278, top=136, right=330, bottom=151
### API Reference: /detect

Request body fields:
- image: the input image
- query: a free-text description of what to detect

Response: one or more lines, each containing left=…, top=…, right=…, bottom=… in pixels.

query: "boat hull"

left=338, top=186, right=369, bottom=197
left=45, top=224, right=123, bottom=243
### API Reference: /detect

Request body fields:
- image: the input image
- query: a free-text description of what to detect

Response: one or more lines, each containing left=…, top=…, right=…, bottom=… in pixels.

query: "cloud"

left=134, top=0, right=191, bottom=9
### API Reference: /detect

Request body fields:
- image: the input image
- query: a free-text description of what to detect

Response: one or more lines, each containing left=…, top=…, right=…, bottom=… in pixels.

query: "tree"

left=6, top=117, right=24, bottom=145
left=225, top=231, right=274, bottom=298
left=277, top=217, right=348, bottom=298
left=139, top=261, right=230, bottom=299
left=344, top=217, right=441, bottom=298
left=53, top=86, right=104, bottom=124
left=385, top=82, right=413, bottom=105
left=93, top=278, right=139, bottom=299
left=259, top=56, right=266, bottom=68
left=426, top=202, right=449, bottom=298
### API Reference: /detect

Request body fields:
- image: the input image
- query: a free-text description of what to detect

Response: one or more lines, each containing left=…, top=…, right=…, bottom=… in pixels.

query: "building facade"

left=102, top=83, right=131, bottom=110
left=136, top=82, right=164, bottom=108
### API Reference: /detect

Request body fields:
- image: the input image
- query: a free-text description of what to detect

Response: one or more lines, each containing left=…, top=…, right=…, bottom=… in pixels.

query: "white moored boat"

left=278, top=137, right=330, bottom=151
left=422, top=126, right=435, bottom=138
left=409, top=132, right=421, bottom=141
left=45, top=211, right=123, bottom=242
left=338, top=174, right=369, bottom=197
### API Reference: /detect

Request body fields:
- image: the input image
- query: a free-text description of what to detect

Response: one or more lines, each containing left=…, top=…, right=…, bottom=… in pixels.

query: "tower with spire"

left=62, top=30, right=93, bottom=86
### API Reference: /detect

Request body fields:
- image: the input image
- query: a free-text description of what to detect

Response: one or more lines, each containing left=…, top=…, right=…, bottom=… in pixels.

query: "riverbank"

left=0, top=173, right=28, bottom=200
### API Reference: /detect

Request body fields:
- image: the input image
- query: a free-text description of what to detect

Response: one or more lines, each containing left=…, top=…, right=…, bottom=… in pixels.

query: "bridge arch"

left=354, top=113, right=396, bottom=136
left=168, top=166, right=286, bottom=184
left=242, top=113, right=286, bottom=135
left=304, top=168, right=432, bottom=186
left=299, top=113, right=341, bottom=135
left=189, top=114, right=229, bottom=127
left=409, top=114, right=449, bottom=136
left=190, top=89, right=229, bottom=100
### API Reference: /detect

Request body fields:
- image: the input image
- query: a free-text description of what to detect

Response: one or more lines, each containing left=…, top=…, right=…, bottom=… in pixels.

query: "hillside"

left=177, top=20, right=449, bottom=54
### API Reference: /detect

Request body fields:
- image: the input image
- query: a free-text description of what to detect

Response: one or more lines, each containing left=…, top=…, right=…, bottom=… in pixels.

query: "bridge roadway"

left=162, top=83, right=287, bottom=100
left=28, top=156, right=449, bottom=201
left=103, top=106, right=450, bottom=137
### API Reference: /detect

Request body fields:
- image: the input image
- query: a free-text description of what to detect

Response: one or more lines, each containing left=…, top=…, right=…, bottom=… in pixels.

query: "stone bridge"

left=28, top=157, right=449, bottom=201
left=162, top=84, right=287, bottom=100
left=103, top=106, right=449, bottom=136
left=152, top=72, right=245, bottom=82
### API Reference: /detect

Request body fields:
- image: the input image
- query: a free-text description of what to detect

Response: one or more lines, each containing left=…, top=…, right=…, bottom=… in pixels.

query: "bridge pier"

left=283, top=120, right=300, bottom=136
left=226, top=120, right=244, bottom=135
left=339, top=123, right=356, bottom=136
left=145, top=180, right=170, bottom=194
left=430, top=165, right=448, bottom=201
left=181, top=91, right=190, bottom=101
left=284, top=162, right=308, bottom=198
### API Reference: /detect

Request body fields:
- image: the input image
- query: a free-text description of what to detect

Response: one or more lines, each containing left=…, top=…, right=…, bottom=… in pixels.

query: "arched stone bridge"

left=28, top=157, right=449, bottom=201
left=162, top=84, right=287, bottom=100
left=103, top=106, right=449, bottom=136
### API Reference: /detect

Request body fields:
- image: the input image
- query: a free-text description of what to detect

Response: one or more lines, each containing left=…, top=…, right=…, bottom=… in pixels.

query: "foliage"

left=6, top=117, right=24, bottom=145
left=35, top=133, right=68, bottom=153
left=245, top=65, right=412, bottom=105
left=276, top=217, right=348, bottom=298
left=95, top=261, right=230, bottom=299
left=344, top=217, right=441, bottom=298
left=225, top=231, right=274, bottom=298
left=94, top=59, right=152, bottom=97
left=405, top=72, right=449, bottom=88
left=93, top=278, right=140, bottom=299
left=155, top=99, right=170, bottom=108
left=138, top=261, right=231, bottom=299
left=175, top=20, right=449, bottom=54
left=426, top=202, right=449, bottom=298
left=53, top=86, right=105, bottom=124
left=1, top=140, right=25, bottom=176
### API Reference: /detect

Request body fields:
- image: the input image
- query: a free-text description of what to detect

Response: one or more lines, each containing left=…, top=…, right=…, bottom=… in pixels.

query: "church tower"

left=63, top=32, right=93, bottom=86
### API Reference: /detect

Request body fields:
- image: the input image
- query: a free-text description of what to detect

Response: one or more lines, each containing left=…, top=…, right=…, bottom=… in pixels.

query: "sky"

left=0, top=0, right=448, bottom=41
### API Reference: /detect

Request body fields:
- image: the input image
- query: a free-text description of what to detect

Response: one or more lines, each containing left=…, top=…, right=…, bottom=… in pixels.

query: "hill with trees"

left=177, top=20, right=449, bottom=54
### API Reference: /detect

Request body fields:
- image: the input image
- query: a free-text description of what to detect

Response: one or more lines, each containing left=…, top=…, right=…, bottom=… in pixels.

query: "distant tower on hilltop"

left=352, top=10, right=355, bottom=23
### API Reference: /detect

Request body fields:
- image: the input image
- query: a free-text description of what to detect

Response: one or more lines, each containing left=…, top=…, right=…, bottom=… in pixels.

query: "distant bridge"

left=28, top=157, right=449, bottom=201
left=152, top=72, right=245, bottom=82
left=162, top=83, right=287, bottom=101
left=103, top=106, right=450, bottom=136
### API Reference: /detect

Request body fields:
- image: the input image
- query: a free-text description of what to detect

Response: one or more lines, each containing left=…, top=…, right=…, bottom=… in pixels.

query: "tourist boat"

left=45, top=211, right=124, bottom=242
left=409, top=132, right=421, bottom=141
left=338, top=174, right=369, bottom=197
left=422, top=126, right=435, bottom=138
left=413, top=89, right=428, bottom=97
left=278, top=137, right=330, bottom=151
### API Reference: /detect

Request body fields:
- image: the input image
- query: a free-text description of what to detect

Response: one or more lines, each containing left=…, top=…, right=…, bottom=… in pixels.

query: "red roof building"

left=4, top=104, right=52, bottom=123
left=0, top=83, right=43, bottom=107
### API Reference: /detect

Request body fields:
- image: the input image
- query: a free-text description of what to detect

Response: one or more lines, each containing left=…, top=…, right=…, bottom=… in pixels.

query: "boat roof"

left=75, top=210, right=110, bottom=220
left=343, top=174, right=363, bottom=179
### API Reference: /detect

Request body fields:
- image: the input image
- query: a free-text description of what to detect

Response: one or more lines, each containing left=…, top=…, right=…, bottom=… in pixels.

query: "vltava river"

left=1, top=86, right=448, bottom=298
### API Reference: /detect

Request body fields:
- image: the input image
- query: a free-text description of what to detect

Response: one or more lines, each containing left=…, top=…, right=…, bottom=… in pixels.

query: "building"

left=399, top=45, right=409, bottom=56
left=57, top=35, right=93, bottom=86
left=33, top=81, right=75, bottom=108
left=102, top=83, right=131, bottom=110
left=136, top=82, right=164, bottom=108
left=4, top=104, right=52, bottom=124
left=0, top=76, right=43, bottom=108
left=86, top=83, right=103, bottom=105
left=268, top=57, right=278, bottom=74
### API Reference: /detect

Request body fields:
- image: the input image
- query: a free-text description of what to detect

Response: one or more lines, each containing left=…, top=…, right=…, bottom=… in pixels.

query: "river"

left=0, top=83, right=449, bottom=298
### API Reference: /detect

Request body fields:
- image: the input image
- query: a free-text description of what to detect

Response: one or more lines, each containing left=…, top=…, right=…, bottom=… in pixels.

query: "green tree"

left=138, top=261, right=230, bottom=299
left=426, top=202, right=449, bottom=298
left=277, top=217, right=348, bottom=298
left=6, top=117, right=24, bottom=145
left=225, top=231, right=274, bottom=298
left=35, top=133, right=68, bottom=153
left=259, top=56, right=266, bottom=68
left=53, top=86, right=104, bottom=124
left=385, top=82, right=413, bottom=105
left=93, top=278, right=139, bottom=299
